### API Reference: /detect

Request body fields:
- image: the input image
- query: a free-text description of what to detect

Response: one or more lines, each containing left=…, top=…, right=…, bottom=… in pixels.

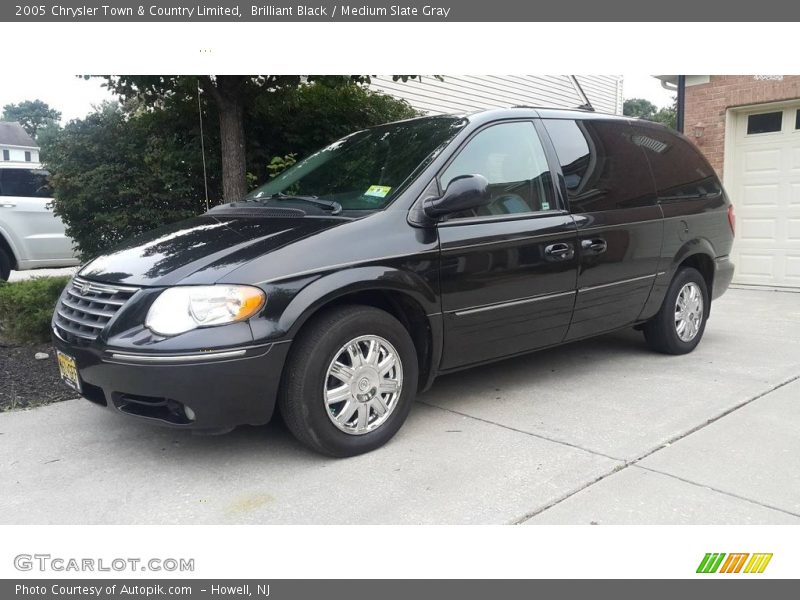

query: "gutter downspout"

left=676, top=75, right=686, bottom=133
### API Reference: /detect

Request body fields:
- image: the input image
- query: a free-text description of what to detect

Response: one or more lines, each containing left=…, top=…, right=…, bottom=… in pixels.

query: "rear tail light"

left=727, top=204, right=736, bottom=236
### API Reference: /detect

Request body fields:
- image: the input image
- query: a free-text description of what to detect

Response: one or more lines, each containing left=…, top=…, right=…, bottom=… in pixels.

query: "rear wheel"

left=279, top=305, right=418, bottom=457
left=0, top=247, right=11, bottom=281
left=643, top=267, right=709, bottom=355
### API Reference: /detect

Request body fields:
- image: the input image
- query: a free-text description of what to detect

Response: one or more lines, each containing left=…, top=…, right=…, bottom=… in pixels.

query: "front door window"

left=440, top=121, right=556, bottom=219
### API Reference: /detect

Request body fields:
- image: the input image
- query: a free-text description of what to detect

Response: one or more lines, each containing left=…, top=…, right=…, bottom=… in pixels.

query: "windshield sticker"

left=364, top=185, right=392, bottom=198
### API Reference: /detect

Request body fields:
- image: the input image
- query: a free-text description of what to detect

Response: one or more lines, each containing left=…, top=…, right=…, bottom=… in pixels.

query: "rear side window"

left=543, top=119, right=655, bottom=212
left=629, top=124, right=720, bottom=200
left=0, top=169, right=53, bottom=198
left=441, top=121, right=556, bottom=219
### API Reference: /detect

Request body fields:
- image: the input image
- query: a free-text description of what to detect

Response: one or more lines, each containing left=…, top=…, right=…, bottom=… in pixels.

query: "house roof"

left=0, top=121, right=37, bottom=148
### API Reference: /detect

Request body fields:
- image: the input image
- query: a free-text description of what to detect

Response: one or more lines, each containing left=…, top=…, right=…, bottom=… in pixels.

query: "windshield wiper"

left=267, top=192, right=342, bottom=215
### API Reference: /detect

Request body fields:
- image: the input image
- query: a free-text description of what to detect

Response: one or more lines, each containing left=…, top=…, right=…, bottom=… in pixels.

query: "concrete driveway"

left=1, top=287, right=799, bottom=524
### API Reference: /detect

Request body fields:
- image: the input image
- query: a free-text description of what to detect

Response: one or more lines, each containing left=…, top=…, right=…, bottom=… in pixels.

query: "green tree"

left=100, top=75, right=425, bottom=203
left=652, top=102, right=677, bottom=129
left=1, top=99, right=61, bottom=139
left=42, top=102, right=218, bottom=258
left=248, top=81, right=419, bottom=184
left=624, top=97, right=677, bottom=129
left=43, top=82, right=417, bottom=257
left=623, top=98, right=659, bottom=120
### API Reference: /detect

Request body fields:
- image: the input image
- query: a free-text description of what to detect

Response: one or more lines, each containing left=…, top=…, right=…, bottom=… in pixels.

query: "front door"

left=436, top=120, right=579, bottom=369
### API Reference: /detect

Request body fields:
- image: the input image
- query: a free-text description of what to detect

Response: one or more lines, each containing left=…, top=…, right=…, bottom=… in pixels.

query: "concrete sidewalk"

left=1, top=287, right=798, bottom=524
left=7, top=267, right=77, bottom=282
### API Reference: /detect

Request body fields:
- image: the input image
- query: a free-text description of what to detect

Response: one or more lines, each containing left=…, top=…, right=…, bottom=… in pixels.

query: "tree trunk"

left=205, top=76, right=248, bottom=203
left=218, top=97, right=247, bottom=202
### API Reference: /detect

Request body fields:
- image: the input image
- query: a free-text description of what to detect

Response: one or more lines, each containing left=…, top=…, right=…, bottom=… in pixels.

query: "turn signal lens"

left=145, top=285, right=266, bottom=336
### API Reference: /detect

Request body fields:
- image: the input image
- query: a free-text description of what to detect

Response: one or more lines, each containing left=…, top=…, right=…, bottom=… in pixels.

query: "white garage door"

left=729, top=103, right=800, bottom=287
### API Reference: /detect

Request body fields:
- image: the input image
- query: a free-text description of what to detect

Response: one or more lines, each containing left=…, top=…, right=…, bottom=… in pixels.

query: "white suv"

left=0, top=163, right=79, bottom=280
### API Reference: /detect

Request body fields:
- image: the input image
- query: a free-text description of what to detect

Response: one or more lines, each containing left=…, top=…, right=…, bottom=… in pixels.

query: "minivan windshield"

left=245, top=116, right=466, bottom=211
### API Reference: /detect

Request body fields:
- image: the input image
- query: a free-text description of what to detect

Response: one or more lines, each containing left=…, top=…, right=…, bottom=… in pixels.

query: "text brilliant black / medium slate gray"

left=51, top=107, right=735, bottom=457
left=5, top=1, right=800, bottom=22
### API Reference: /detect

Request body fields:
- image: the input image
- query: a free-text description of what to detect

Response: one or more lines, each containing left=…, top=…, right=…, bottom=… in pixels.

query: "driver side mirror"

left=423, top=174, right=491, bottom=219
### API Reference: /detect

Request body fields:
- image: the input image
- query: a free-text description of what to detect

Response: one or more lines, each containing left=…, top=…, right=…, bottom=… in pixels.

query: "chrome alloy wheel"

left=674, top=282, right=704, bottom=342
left=323, top=335, right=403, bottom=435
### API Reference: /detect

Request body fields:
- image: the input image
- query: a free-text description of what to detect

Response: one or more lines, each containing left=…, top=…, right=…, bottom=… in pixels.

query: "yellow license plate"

left=57, top=350, right=82, bottom=393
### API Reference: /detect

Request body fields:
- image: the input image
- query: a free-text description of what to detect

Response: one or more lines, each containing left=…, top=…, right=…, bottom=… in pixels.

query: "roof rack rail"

left=509, top=104, right=596, bottom=112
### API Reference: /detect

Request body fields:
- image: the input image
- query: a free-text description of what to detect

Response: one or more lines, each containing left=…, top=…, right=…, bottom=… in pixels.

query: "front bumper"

left=52, top=331, right=292, bottom=430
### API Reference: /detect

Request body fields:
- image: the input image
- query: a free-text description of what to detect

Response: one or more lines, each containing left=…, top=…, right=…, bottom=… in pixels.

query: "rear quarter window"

left=543, top=118, right=655, bottom=212
left=0, top=168, right=53, bottom=198
left=629, top=124, right=721, bottom=200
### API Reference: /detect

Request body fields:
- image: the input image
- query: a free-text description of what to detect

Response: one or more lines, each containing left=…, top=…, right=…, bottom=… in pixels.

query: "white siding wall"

left=1, top=146, right=39, bottom=162
left=369, top=75, right=623, bottom=115
left=574, top=75, right=624, bottom=115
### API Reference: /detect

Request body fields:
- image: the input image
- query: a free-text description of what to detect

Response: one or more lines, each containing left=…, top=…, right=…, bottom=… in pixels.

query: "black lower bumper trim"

left=51, top=337, right=292, bottom=430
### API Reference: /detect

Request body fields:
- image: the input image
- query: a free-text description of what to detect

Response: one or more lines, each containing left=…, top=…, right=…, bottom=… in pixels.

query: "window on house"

left=747, top=111, right=782, bottom=135
left=24, top=151, right=31, bottom=162
left=2, top=150, right=8, bottom=161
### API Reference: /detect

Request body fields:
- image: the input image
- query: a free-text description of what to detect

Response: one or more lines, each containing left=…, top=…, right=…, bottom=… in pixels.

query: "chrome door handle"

left=581, top=238, right=607, bottom=254
left=0, top=203, right=16, bottom=208
left=544, top=243, right=574, bottom=260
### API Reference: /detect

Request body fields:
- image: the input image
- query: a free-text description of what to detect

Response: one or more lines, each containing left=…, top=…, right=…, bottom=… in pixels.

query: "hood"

left=78, top=214, right=347, bottom=287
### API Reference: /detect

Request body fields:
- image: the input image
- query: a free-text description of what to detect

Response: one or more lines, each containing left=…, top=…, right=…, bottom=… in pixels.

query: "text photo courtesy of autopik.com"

left=1, top=4, right=799, bottom=590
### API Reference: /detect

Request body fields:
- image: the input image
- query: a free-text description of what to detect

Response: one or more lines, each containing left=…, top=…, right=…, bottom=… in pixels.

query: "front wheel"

left=643, top=267, right=709, bottom=355
left=278, top=305, right=418, bottom=457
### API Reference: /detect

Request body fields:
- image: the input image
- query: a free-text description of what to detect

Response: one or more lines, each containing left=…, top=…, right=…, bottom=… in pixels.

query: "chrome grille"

left=54, top=277, right=138, bottom=343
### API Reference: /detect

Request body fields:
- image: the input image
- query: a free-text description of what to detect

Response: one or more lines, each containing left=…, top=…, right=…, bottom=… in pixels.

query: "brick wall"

left=684, top=75, right=800, bottom=177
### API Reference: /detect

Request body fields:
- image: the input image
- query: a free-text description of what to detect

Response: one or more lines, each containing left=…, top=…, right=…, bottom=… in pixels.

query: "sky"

left=0, top=74, right=115, bottom=122
left=0, top=74, right=675, bottom=123
left=622, top=74, right=676, bottom=107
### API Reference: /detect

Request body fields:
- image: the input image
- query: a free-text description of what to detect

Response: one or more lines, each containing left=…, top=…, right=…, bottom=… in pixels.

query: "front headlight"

left=145, top=285, right=266, bottom=336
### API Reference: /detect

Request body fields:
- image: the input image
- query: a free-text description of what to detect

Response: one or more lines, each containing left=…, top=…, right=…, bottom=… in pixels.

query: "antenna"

left=569, top=76, right=595, bottom=112
left=197, top=78, right=210, bottom=211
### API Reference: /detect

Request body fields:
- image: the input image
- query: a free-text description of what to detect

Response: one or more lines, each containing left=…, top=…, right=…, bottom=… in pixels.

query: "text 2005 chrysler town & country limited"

left=52, top=108, right=735, bottom=456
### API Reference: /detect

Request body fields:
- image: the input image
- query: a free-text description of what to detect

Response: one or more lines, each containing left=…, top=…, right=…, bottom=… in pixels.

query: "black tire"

left=278, top=305, right=418, bottom=457
left=643, top=267, right=709, bottom=355
left=0, top=247, right=11, bottom=281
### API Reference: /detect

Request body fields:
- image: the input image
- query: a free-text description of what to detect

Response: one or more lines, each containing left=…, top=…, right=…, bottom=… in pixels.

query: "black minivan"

left=52, top=108, right=735, bottom=456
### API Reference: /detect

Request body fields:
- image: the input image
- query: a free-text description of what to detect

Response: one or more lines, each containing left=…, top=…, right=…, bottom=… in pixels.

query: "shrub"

left=0, top=276, right=70, bottom=344
left=44, top=82, right=419, bottom=259
left=43, top=103, right=214, bottom=260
